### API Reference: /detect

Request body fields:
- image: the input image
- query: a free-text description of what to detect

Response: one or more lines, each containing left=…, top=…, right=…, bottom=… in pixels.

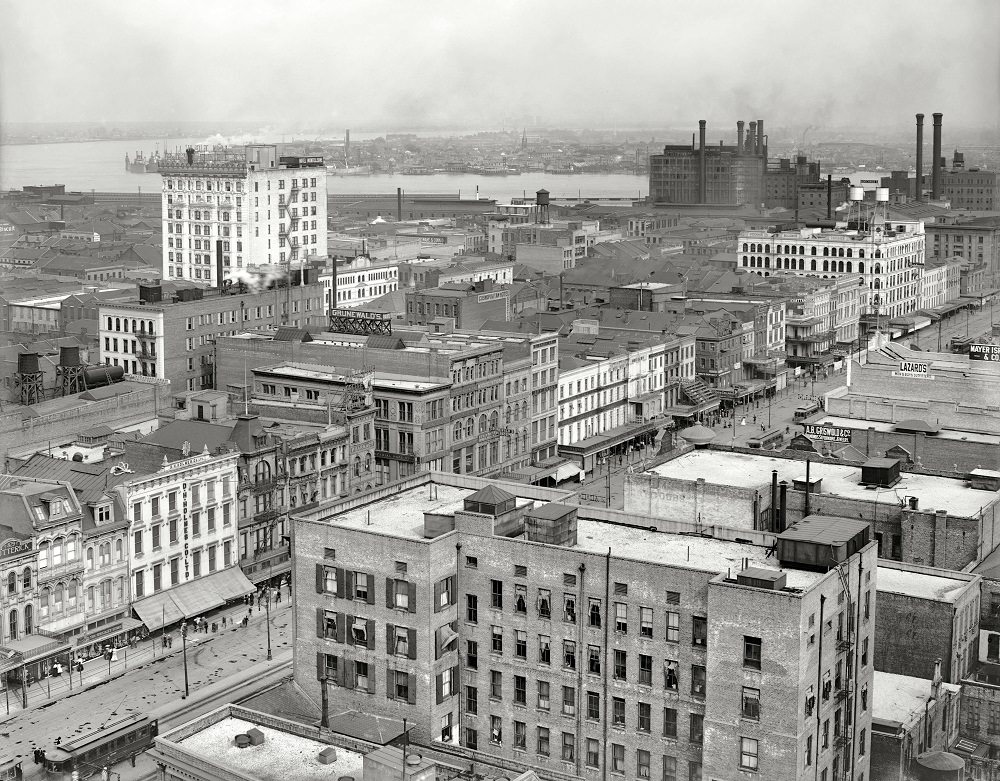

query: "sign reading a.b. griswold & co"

left=891, top=360, right=934, bottom=379
left=970, top=344, right=1000, bottom=362
left=802, top=424, right=852, bottom=444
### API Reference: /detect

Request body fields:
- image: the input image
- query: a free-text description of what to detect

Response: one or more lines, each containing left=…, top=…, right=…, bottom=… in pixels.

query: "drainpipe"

left=575, top=562, right=586, bottom=776
left=804, top=459, right=811, bottom=517
left=814, top=595, right=825, bottom=781
left=455, top=541, right=463, bottom=737
left=601, top=548, right=612, bottom=781
left=851, top=555, right=864, bottom=777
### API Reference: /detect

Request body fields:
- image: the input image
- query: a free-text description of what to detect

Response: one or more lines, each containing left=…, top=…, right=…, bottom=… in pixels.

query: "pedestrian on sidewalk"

left=275, top=589, right=281, bottom=604
left=221, top=615, right=227, bottom=628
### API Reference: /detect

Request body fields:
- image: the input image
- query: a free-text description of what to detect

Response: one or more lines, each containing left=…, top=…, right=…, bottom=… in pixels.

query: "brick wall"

left=624, top=474, right=762, bottom=531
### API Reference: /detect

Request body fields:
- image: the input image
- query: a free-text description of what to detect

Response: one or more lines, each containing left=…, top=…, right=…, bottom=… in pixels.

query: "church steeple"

left=520, top=128, right=527, bottom=151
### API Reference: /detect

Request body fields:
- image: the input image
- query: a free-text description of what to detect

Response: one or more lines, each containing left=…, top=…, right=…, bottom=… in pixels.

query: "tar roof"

left=876, top=565, right=972, bottom=602
left=873, top=671, right=960, bottom=728
left=648, top=449, right=992, bottom=518
left=575, top=519, right=822, bottom=589
left=778, top=515, right=870, bottom=545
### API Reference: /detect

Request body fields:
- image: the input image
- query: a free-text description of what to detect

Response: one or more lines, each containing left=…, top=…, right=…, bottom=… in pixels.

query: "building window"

left=515, top=630, right=527, bottom=659
left=537, top=680, right=550, bottom=710
left=466, top=594, right=478, bottom=623
left=691, top=665, right=706, bottom=697
left=739, top=738, right=759, bottom=771
left=514, top=675, right=526, bottom=705
left=743, top=636, right=762, bottom=669
left=537, top=727, right=550, bottom=757
left=692, top=616, right=707, bottom=647
left=491, top=625, right=503, bottom=654
left=637, top=749, right=650, bottom=779
left=640, top=606, right=653, bottom=637
left=611, top=744, right=625, bottom=774
left=465, top=685, right=478, bottom=715
left=663, top=707, right=678, bottom=738
left=663, top=756, right=677, bottom=781
left=466, top=640, right=478, bottom=669
left=514, top=721, right=526, bottom=749
left=666, top=611, right=679, bottom=642
left=490, top=715, right=502, bottom=746
left=491, top=579, right=503, bottom=609
left=613, top=696, right=625, bottom=726
left=614, top=649, right=627, bottom=680
left=638, top=702, right=651, bottom=733
left=586, top=738, right=600, bottom=768
left=589, top=598, right=601, bottom=627
left=587, top=690, right=600, bottom=720
left=490, top=670, right=502, bottom=699
left=664, top=659, right=679, bottom=690
left=563, top=640, right=577, bottom=670
left=615, top=602, right=628, bottom=633
left=689, top=714, right=703, bottom=745
left=562, top=685, right=576, bottom=716
left=539, top=635, right=551, bottom=665
left=742, top=687, right=760, bottom=720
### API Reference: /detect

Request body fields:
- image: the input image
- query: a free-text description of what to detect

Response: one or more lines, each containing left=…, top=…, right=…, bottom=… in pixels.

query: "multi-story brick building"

left=940, top=164, right=1000, bottom=212
left=292, top=471, right=876, bottom=781
left=926, top=215, right=1000, bottom=287
left=650, top=119, right=767, bottom=207
left=739, top=216, right=927, bottom=321
left=765, top=156, right=822, bottom=210
left=97, top=279, right=326, bottom=390
left=159, top=145, right=328, bottom=283
left=319, top=256, right=399, bottom=311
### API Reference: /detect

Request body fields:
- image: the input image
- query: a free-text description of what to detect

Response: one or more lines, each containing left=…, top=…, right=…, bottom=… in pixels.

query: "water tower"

left=536, top=189, right=550, bottom=225
left=56, top=345, right=86, bottom=396
left=13, top=352, right=44, bottom=405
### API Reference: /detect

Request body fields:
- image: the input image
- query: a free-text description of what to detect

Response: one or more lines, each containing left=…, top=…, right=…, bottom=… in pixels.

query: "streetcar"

left=0, top=756, right=23, bottom=781
left=747, top=428, right=785, bottom=449
left=43, top=713, right=158, bottom=778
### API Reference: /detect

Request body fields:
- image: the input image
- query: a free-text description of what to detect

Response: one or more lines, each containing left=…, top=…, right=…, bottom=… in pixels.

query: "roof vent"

left=860, top=458, right=901, bottom=488
left=736, top=567, right=787, bottom=591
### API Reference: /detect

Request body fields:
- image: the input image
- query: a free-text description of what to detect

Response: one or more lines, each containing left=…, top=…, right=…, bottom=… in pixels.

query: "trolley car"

left=43, top=713, right=158, bottom=778
left=0, top=756, right=23, bottom=781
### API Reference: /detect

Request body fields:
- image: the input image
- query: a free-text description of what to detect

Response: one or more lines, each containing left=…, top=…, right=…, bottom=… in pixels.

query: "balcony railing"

left=252, top=508, right=281, bottom=525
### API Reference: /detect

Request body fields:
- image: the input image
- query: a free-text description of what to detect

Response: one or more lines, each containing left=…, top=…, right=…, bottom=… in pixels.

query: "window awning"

left=554, top=462, right=585, bottom=483
left=132, top=567, right=255, bottom=631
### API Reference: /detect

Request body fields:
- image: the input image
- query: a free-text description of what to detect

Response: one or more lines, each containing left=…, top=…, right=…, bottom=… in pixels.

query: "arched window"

left=115, top=576, right=124, bottom=605
left=86, top=547, right=94, bottom=570
left=838, top=261, right=845, bottom=273
left=823, top=247, right=829, bottom=257
left=115, top=318, right=121, bottom=331
left=66, top=534, right=77, bottom=561
left=811, top=259, right=817, bottom=271
left=40, top=587, right=50, bottom=617
left=859, top=249, right=865, bottom=258
left=764, top=258, right=770, bottom=268
left=847, top=249, right=853, bottom=258
left=875, top=250, right=882, bottom=258
left=38, top=541, right=49, bottom=569
left=23, top=604, right=31, bottom=635
left=86, top=585, right=95, bottom=611
left=790, top=245, right=797, bottom=255
left=859, top=262, right=865, bottom=273
left=823, top=260, right=829, bottom=272
left=69, top=578, right=80, bottom=606
left=874, top=279, right=881, bottom=290
left=742, top=257, right=748, bottom=267
left=874, top=263, right=882, bottom=275
left=466, top=417, right=474, bottom=437
left=490, top=410, right=499, bottom=430
left=742, top=243, right=748, bottom=251
left=521, top=401, right=528, bottom=420
left=799, top=259, right=806, bottom=270
left=22, top=567, right=30, bottom=589
left=6, top=571, right=15, bottom=595
left=115, top=539, right=123, bottom=562
left=799, top=246, right=805, bottom=255
left=847, top=262, right=853, bottom=273
left=255, top=461, right=271, bottom=481
left=54, top=583, right=64, bottom=610
left=764, top=244, right=770, bottom=253
left=353, top=456, right=361, bottom=477
left=453, top=422, right=462, bottom=441
left=364, top=454, right=372, bottom=471
left=107, top=316, right=113, bottom=331
left=9, top=608, right=18, bottom=641
left=505, top=406, right=512, bottom=424
left=52, top=537, right=64, bottom=567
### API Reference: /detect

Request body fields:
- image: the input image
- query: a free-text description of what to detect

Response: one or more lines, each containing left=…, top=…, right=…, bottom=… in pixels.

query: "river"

left=0, top=138, right=649, bottom=201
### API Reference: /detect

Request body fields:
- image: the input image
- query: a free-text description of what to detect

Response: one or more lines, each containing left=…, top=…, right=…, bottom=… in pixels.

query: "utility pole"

left=180, top=621, right=190, bottom=698
left=265, top=587, right=273, bottom=661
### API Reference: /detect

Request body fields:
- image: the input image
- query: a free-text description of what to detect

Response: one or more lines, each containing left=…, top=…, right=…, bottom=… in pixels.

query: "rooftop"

left=575, top=519, right=823, bottom=589
left=873, top=671, right=960, bottom=729
left=647, top=450, right=992, bottom=517
left=816, top=415, right=1000, bottom=445
left=177, top=716, right=363, bottom=781
left=876, top=565, right=972, bottom=602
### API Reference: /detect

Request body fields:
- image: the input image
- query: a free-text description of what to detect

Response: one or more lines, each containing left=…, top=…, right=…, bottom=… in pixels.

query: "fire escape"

left=133, top=324, right=157, bottom=378
left=832, top=563, right=857, bottom=778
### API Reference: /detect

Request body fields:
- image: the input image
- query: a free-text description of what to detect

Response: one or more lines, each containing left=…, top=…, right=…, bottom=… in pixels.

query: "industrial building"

left=292, top=470, right=877, bottom=781
left=159, top=144, right=328, bottom=283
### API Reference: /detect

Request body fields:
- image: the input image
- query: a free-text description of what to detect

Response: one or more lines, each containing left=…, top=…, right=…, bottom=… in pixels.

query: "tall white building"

left=160, top=145, right=328, bottom=284
left=738, top=192, right=926, bottom=321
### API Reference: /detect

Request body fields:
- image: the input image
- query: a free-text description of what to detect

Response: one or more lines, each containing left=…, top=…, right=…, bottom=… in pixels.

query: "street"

left=0, top=600, right=293, bottom=774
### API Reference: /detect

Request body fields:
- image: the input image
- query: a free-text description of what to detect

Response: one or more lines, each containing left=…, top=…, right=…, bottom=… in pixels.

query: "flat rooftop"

left=178, top=716, right=363, bottom=781
left=876, top=565, right=971, bottom=602
left=575, top=518, right=823, bottom=589
left=648, top=450, right=991, bottom=517
left=817, top=415, right=1000, bottom=445
left=256, top=363, right=448, bottom=392
left=873, top=671, right=960, bottom=728
left=321, top=484, right=533, bottom=541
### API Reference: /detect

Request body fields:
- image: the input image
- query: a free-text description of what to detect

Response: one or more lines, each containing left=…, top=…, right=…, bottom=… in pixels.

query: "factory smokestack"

left=756, top=119, right=765, bottom=156
left=698, top=120, right=707, bottom=204
left=932, top=113, right=943, bottom=200
left=737, top=120, right=745, bottom=151
left=747, top=121, right=757, bottom=154
left=915, top=113, right=924, bottom=202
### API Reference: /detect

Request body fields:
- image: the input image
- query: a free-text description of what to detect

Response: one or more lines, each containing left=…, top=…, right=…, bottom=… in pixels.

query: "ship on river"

left=125, top=147, right=162, bottom=174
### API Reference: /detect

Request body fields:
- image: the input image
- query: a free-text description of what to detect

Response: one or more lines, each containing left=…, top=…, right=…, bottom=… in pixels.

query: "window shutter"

left=407, top=582, right=417, bottom=613
left=386, top=578, right=395, bottom=609
left=346, top=570, right=355, bottom=599
left=407, top=673, right=417, bottom=704
left=366, top=574, right=375, bottom=605
left=434, top=627, right=442, bottom=660
left=433, top=581, right=443, bottom=613
left=386, top=668, right=394, bottom=699
left=408, top=628, right=417, bottom=660
left=336, top=567, right=346, bottom=598
left=386, top=623, right=395, bottom=655
left=331, top=656, right=341, bottom=686
left=336, top=613, right=347, bottom=644
left=366, top=619, right=375, bottom=650
left=316, top=651, right=325, bottom=680
left=315, top=563, right=325, bottom=594
left=435, top=672, right=443, bottom=704
left=367, top=667, right=376, bottom=694
left=451, top=665, right=459, bottom=696
left=343, top=659, right=354, bottom=690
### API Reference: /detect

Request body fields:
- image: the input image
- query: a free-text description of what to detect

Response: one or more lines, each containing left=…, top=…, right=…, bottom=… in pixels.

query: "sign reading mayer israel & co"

left=802, top=424, right=852, bottom=444
left=969, top=344, right=1000, bottom=362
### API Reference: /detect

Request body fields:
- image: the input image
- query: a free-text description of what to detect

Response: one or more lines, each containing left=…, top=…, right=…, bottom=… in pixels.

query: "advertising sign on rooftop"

left=969, top=344, right=1000, bottom=362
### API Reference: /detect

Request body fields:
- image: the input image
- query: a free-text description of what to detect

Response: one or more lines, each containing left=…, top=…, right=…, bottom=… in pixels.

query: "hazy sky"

left=2, top=0, right=998, bottom=132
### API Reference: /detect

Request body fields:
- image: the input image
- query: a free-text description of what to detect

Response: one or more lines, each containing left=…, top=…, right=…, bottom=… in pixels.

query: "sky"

left=2, top=0, right=998, bottom=133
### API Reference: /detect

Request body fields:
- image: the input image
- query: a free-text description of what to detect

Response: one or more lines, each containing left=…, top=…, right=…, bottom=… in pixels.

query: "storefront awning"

left=554, top=462, right=585, bottom=483
left=133, top=567, right=255, bottom=631
left=75, top=617, right=144, bottom=648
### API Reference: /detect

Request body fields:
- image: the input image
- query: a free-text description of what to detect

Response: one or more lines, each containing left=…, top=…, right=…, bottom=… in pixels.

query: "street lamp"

left=264, top=587, right=273, bottom=661
left=180, top=621, right=190, bottom=699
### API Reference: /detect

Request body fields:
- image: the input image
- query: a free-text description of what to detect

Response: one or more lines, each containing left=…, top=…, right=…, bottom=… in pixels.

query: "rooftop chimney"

left=737, top=120, right=745, bottom=151
left=185, top=146, right=195, bottom=165
left=915, top=113, right=925, bottom=202
left=932, top=113, right=943, bottom=199
left=698, top=120, right=707, bottom=204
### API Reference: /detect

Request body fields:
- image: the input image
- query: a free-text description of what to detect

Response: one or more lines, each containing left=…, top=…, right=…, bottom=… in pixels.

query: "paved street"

left=0, top=599, right=293, bottom=773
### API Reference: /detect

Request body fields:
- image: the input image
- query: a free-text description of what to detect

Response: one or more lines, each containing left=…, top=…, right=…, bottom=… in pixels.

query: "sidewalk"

left=0, top=592, right=290, bottom=723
